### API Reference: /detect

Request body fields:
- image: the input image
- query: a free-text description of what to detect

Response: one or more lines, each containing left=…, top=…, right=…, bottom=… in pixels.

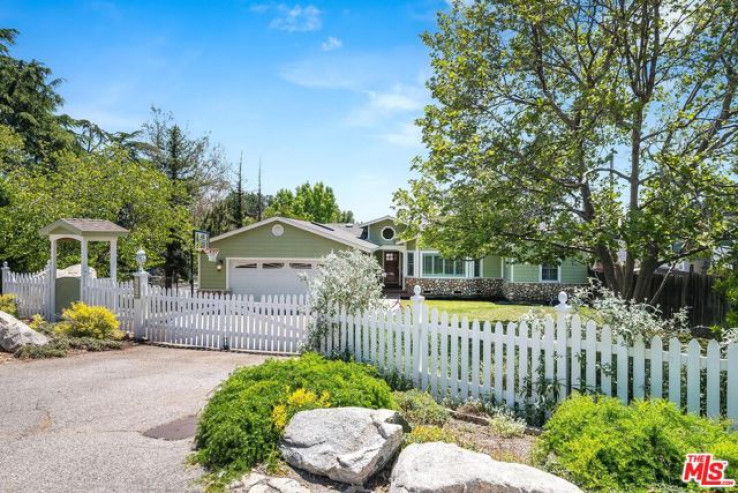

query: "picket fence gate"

left=323, top=294, right=738, bottom=421
left=141, top=289, right=309, bottom=354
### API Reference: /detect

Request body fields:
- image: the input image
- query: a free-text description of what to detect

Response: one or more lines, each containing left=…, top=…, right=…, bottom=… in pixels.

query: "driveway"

left=0, top=345, right=274, bottom=493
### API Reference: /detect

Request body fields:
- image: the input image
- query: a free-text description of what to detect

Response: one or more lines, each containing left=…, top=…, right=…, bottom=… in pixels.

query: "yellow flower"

left=272, top=404, right=287, bottom=430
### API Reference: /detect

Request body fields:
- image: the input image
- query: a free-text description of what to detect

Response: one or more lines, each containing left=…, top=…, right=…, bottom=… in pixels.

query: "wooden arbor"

left=38, top=218, right=129, bottom=312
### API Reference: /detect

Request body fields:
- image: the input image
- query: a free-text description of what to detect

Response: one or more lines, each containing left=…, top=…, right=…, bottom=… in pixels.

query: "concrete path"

left=0, top=345, right=274, bottom=493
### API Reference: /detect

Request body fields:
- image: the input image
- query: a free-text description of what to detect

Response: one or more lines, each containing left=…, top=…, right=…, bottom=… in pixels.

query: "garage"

left=227, top=259, right=317, bottom=298
left=199, top=217, right=377, bottom=295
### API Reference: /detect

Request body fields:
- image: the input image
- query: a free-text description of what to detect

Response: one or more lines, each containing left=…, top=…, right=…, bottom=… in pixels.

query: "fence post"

left=411, top=285, right=425, bottom=386
left=554, top=291, right=571, bottom=402
left=1, top=261, right=8, bottom=295
left=133, top=270, right=149, bottom=340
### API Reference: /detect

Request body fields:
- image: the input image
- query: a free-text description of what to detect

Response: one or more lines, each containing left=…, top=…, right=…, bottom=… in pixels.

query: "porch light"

left=216, top=259, right=223, bottom=272
left=136, top=248, right=147, bottom=272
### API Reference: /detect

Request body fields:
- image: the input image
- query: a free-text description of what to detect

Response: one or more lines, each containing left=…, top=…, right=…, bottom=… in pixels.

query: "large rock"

left=280, top=407, right=404, bottom=485
left=0, top=311, right=48, bottom=352
left=228, top=473, right=309, bottom=493
left=389, top=442, right=582, bottom=493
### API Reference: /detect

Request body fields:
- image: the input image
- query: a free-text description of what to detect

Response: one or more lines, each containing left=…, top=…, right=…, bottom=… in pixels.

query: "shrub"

left=405, top=425, right=458, bottom=446
left=13, top=334, right=124, bottom=359
left=0, top=293, right=17, bottom=316
left=54, top=302, right=124, bottom=340
left=193, top=353, right=397, bottom=481
left=394, top=389, right=449, bottom=426
left=487, top=407, right=526, bottom=438
left=300, top=250, right=384, bottom=350
left=536, top=394, right=738, bottom=492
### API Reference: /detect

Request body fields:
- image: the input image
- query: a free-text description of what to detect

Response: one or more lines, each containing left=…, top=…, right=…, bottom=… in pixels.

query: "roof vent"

left=345, top=223, right=354, bottom=228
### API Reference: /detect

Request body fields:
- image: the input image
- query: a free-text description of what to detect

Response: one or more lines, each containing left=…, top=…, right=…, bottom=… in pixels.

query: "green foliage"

left=487, top=408, right=526, bottom=438
left=394, top=0, right=738, bottom=301
left=13, top=334, right=123, bottom=359
left=394, top=390, right=449, bottom=427
left=0, top=293, right=17, bottom=316
left=536, top=395, right=738, bottom=492
left=404, top=425, right=458, bottom=446
left=193, top=353, right=397, bottom=480
left=264, top=181, right=352, bottom=223
left=54, top=302, right=124, bottom=340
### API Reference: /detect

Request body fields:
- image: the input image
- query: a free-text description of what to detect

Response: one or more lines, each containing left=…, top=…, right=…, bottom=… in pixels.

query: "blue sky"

left=1, top=1, right=449, bottom=221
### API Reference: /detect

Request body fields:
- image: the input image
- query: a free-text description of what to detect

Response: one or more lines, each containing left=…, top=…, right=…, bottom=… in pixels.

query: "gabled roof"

left=358, top=215, right=396, bottom=227
left=39, top=218, right=129, bottom=237
left=210, top=217, right=377, bottom=252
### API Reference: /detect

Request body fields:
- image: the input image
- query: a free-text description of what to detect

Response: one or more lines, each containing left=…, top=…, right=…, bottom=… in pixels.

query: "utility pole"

left=234, top=152, right=244, bottom=229
left=257, top=158, right=263, bottom=221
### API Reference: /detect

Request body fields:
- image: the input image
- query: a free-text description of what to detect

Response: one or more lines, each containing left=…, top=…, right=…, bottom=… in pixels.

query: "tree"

left=0, top=142, right=189, bottom=274
left=264, top=181, right=354, bottom=223
left=141, top=108, right=228, bottom=287
left=0, top=29, right=75, bottom=165
left=395, top=0, right=738, bottom=301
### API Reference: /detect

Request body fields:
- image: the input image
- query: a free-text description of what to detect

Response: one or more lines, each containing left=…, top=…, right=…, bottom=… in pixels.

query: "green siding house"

left=198, top=215, right=589, bottom=302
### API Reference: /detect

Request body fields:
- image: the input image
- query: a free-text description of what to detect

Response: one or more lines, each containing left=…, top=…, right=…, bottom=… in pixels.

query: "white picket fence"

left=0, top=264, right=50, bottom=319
left=83, top=278, right=136, bottom=334
left=323, top=297, right=738, bottom=420
left=142, top=290, right=309, bottom=354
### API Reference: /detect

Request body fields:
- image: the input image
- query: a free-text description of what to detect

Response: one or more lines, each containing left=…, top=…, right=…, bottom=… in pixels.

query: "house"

left=198, top=216, right=589, bottom=301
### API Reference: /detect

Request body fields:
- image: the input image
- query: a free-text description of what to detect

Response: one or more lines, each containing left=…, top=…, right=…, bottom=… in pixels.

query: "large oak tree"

left=395, top=0, right=738, bottom=300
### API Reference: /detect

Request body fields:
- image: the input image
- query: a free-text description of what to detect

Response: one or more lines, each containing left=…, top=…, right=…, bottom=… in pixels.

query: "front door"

left=383, top=251, right=400, bottom=286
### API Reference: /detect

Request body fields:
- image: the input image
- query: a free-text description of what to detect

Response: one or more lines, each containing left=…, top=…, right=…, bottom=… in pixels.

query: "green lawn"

left=400, top=299, right=556, bottom=322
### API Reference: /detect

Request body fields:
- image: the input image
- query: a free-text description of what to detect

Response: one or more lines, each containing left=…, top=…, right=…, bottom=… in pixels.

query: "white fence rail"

left=1, top=264, right=50, bottom=319
left=324, top=296, right=738, bottom=420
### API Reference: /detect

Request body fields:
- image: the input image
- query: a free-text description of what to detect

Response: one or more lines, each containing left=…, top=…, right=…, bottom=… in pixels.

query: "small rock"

left=0, top=311, right=48, bottom=353
left=229, top=473, right=310, bottom=493
left=280, top=407, right=404, bottom=485
left=389, top=442, right=583, bottom=493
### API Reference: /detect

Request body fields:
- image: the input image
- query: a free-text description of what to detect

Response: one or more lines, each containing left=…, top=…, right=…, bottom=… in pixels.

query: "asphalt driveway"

left=0, top=345, right=274, bottom=493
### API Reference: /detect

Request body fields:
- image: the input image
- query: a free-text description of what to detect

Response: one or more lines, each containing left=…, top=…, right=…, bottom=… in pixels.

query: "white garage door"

left=228, top=259, right=316, bottom=298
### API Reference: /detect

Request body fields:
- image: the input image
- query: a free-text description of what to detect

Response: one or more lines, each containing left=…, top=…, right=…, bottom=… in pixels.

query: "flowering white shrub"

left=520, top=281, right=689, bottom=343
left=722, top=328, right=738, bottom=345
left=299, top=250, right=384, bottom=350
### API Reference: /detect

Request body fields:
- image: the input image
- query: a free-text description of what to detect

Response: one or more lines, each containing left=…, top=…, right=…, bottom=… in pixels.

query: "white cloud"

left=269, top=4, right=322, bottom=32
left=321, top=36, right=342, bottom=51
left=380, top=122, right=423, bottom=148
left=346, top=83, right=428, bottom=127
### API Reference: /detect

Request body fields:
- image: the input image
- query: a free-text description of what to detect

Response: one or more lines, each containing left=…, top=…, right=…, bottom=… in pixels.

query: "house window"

left=385, top=252, right=398, bottom=261
left=473, top=259, right=481, bottom=278
left=422, top=254, right=465, bottom=277
left=381, top=226, right=396, bottom=240
left=407, top=252, right=415, bottom=277
left=541, top=264, right=559, bottom=282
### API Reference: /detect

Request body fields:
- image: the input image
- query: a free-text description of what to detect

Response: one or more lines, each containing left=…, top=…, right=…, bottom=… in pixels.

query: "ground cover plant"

left=193, top=353, right=397, bottom=486
left=536, top=394, right=738, bottom=492
left=0, top=293, right=17, bottom=316
left=13, top=309, right=125, bottom=359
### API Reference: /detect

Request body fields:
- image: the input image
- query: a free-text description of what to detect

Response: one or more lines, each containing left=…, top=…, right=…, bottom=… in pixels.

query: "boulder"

left=389, top=442, right=582, bottom=493
left=228, top=473, right=310, bottom=493
left=0, top=311, right=48, bottom=353
left=280, top=407, right=404, bottom=485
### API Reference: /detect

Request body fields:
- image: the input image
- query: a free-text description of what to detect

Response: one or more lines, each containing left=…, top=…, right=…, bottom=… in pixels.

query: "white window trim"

left=539, top=264, right=561, bottom=283
left=380, top=226, right=397, bottom=241
left=418, top=251, right=466, bottom=279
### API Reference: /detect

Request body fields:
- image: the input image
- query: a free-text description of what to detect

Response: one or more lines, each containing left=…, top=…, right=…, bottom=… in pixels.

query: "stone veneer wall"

left=405, top=277, right=581, bottom=302
left=405, top=277, right=503, bottom=298
left=501, top=282, right=581, bottom=302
